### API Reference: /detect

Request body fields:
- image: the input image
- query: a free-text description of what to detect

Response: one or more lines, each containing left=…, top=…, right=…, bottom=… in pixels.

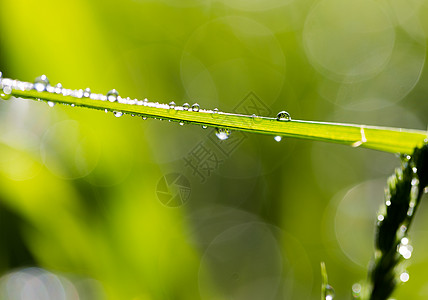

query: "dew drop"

left=47, top=101, right=56, bottom=107
left=277, top=111, right=291, bottom=121
left=179, top=121, right=185, bottom=126
left=75, top=89, right=84, bottom=98
left=83, top=88, right=91, bottom=98
left=0, top=84, right=12, bottom=100
left=252, top=114, right=263, bottom=123
left=182, top=103, right=190, bottom=111
left=0, top=92, right=11, bottom=100
left=215, top=128, right=231, bottom=140
left=113, top=111, right=123, bottom=117
left=71, top=104, right=75, bottom=107
left=107, top=89, right=119, bottom=102
left=169, top=101, right=176, bottom=109
left=202, top=125, right=208, bottom=129
left=54, top=83, right=62, bottom=94
left=211, top=108, right=219, bottom=118
left=104, top=109, right=108, bottom=113
left=274, top=136, right=282, bottom=142
left=3, top=85, right=12, bottom=95
left=325, top=284, right=335, bottom=300
left=351, top=283, right=361, bottom=298
left=398, top=243, right=413, bottom=259
left=400, top=272, right=410, bottom=282
left=377, top=215, right=384, bottom=222
left=142, top=116, right=147, bottom=120
left=192, top=103, right=200, bottom=112
left=386, top=200, right=391, bottom=206
left=34, top=75, right=50, bottom=92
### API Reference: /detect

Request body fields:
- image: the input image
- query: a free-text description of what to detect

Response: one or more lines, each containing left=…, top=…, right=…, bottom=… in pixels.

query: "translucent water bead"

left=325, top=284, right=335, bottom=300
left=191, top=103, right=200, bottom=112
left=215, top=128, right=231, bottom=140
left=107, top=89, right=119, bottom=102
left=34, top=75, right=50, bottom=92
left=276, top=111, right=291, bottom=121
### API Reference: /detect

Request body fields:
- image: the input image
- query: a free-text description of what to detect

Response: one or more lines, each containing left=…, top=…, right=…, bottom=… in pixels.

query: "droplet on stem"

left=182, top=103, right=190, bottom=110
left=113, top=111, right=123, bottom=117
left=252, top=114, right=263, bottom=123
left=215, top=128, right=231, bottom=140
left=400, top=272, right=410, bottom=282
left=211, top=108, right=219, bottom=118
left=351, top=283, right=361, bottom=298
left=276, top=111, right=291, bottom=121
left=1, top=84, right=12, bottom=100
left=54, top=83, right=62, bottom=94
left=83, top=88, right=91, bottom=97
left=107, top=89, right=119, bottom=102
left=325, top=284, right=335, bottom=300
left=192, top=103, right=200, bottom=112
left=34, top=75, right=50, bottom=92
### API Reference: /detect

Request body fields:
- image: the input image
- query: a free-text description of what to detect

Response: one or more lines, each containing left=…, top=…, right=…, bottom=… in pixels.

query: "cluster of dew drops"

left=0, top=73, right=292, bottom=141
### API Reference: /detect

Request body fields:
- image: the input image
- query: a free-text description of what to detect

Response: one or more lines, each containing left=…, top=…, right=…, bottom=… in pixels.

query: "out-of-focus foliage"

left=0, top=0, right=427, bottom=299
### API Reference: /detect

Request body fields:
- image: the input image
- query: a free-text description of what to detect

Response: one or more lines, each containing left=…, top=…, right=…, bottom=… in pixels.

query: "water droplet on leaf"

left=252, top=114, right=262, bottom=123
left=83, top=88, right=91, bottom=97
left=351, top=283, right=361, bottom=298
left=215, top=128, right=231, bottom=140
left=202, top=125, right=208, bottom=129
left=192, top=103, right=200, bottom=112
left=400, top=272, right=410, bottom=282
left=274, top=136, right=282, bottom=142
left=113, top=111, right=123, bottom=117
left=277, top=111, right=291, bottom=121
left=47, top=101, right=56, bottom=107
left=182, top=103, right=190, bottom=110
left=34, top=75, right=50, bottom=92
left=0, top=92, right=11, bottom=100
left=211, top=108, right=219, bottom=118
left=169, top=101, right=176, bottom=109
left=107, top=89, right=119, bottom=102
left=325, top=284, right=335, bottom=300
left=54, top=83, right=62, bottom=94
left=179, top=121, right=185, bottom=126
left=1, top=84, right=12, bottom=100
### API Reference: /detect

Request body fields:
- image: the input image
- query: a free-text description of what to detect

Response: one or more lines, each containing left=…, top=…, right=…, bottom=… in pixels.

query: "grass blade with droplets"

left=1, top=74, right=427, bottom=154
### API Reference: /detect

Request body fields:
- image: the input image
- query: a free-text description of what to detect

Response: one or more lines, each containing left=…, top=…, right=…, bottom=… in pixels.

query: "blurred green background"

left=0, top=0, right=428, bottom=299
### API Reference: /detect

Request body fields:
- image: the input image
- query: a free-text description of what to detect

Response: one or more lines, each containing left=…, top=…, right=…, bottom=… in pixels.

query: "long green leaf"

left=1, top=74, right=426, bottom=154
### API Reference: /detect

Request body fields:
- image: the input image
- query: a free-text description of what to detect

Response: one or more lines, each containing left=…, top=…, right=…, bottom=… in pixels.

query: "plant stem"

left=1, top=74, right=427, bottom=154
left=367, top=144, right=428, bottom=300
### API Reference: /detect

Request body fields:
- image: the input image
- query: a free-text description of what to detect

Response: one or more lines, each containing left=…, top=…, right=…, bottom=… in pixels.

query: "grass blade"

left=1, top=74, right=426, bottom=154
